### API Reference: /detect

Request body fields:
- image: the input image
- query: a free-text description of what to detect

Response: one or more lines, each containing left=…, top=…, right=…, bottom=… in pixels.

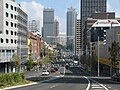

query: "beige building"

left=27, top=32, right=42, bottom=62
left=75, top=19, right=81, bottom=55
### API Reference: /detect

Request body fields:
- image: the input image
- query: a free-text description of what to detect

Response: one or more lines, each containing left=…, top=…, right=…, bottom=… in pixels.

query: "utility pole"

left=98, top=36, right=100, bottom=77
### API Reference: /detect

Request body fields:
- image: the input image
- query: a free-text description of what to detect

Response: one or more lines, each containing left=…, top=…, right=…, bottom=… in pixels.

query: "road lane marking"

left=92, top=86, right=103, bottom=89
left=50, top=85, right=56, bottom=88
left=92, top=84, right=100, bottom=86
left=83, top=76, right=90, bottom=90
left=91, top=79, right=109, bottom=90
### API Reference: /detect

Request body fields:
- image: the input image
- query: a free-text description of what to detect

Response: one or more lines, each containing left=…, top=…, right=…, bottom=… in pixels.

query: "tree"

left=12, top=54, right=20, bottom=72
left=27, top=56, right=34, bottom=71
left=109, top=41, right=119, bottom=74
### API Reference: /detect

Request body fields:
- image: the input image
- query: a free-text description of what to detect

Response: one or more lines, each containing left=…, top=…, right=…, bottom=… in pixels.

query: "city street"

left=7, top=67, right=120, bottom=90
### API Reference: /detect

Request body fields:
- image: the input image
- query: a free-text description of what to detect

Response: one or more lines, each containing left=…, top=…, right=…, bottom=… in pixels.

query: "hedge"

left=0, top=73, right=26, bottom=87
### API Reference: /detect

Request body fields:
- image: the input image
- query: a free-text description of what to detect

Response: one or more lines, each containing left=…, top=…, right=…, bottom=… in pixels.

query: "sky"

left=16, top=0, right=120, bottom=35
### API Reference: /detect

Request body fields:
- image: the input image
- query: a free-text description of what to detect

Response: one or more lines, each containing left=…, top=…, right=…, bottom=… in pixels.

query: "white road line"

left=92, top=84, right=100, bottom=87
left=108, top=87, right=111, bottom=88
left=50, top=85, right=56, bottom=88
left=92, top=86, right=103, bottom=89
left=91, top=79, right=109, bottom=90
left=84, top=76, right=91, bottom=90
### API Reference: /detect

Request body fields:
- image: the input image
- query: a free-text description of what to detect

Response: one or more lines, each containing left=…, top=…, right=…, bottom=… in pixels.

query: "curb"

left=0, top=82, right=38, bottom=90
left=0, top=75, right=64, bottom=90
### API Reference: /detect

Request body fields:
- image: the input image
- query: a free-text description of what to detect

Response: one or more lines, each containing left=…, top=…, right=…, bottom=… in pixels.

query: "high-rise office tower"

left=54, top=19, right=59, bottom=44
left=80, top=0, right=107, bottom=53
left=28, top=20, right=40, bottom=33
left=42, top=8, right=54, bottom=44
left=66, top=7, right=77, bottom=53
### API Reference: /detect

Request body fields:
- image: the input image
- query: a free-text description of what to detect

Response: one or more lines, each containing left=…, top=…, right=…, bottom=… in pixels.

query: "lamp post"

left=97, top=36, right=100, bottom=77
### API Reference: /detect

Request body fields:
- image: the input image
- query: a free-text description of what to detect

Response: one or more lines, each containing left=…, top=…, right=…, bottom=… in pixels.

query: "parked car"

left=111, top=73, right=120, bottom=82
left=42, top=70, right=49, bottom=75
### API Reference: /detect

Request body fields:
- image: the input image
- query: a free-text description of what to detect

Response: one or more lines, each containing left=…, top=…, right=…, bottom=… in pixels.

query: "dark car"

left=50, top=68, right=56, bottom=73
left=111, top=73, right=120, bottom=82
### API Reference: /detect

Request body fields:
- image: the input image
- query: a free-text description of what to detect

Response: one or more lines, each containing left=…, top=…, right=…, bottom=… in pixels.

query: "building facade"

left=27, top=32, right=41, bottom=62
left=80, top=0, right=107, bottom=53
left=75, top=19, right=81, bottom=55
left=42, top=8, right=55, bottom=44
left=28, top=20, right=40, bottom=33
left=54, top=19, right=59, bottom=44
left=0, top=0, right=28, bottom=73
left=17, top=5, right=28, bottom=66
left=0, top=0, right=18, bottom=73
left=66, top=7, right=77, bottom=53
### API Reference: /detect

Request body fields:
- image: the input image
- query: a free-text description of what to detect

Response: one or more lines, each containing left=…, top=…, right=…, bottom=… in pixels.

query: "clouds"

left=107, top=0, right=120, bottom=17
left=20, top=0, right=44, bottom=27
left=19, top=0, right=66, bottom=34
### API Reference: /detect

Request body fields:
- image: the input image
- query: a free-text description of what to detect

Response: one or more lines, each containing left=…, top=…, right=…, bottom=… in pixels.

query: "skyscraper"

left=80, top=0, right=107, bottom=53
left=54, top=19, right=59, bottom=44
left=42, top=8, right=54, bottom=44
left=28, top=20, right=40, bottom=33
left=66, top=7, right=77, bottom=53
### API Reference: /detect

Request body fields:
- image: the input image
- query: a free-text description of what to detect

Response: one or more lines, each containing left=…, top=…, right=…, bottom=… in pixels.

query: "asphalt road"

left=7, top=67, right=120, bottom=90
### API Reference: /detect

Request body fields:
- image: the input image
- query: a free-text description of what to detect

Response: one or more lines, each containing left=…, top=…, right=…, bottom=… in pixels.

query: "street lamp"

left=97, top=36, right=100, bottom=77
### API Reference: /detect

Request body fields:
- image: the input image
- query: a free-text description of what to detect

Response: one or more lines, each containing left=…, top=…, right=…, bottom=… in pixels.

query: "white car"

left=42, top=70, right=49, bottom=75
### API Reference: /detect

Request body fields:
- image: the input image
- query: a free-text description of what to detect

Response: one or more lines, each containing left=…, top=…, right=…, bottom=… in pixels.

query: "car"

left=50, top=68, right=56, bottom=73
left=42, top=70, right=49, bottom=75
left=111, top=73, right=120, bottom=82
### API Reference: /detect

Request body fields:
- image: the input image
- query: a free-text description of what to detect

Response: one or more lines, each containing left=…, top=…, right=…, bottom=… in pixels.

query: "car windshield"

left=43, top=70, right=47, bottom=72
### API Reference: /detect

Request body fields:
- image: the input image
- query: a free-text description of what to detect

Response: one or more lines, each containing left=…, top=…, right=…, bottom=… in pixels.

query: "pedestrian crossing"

left=90, top=83, right=106, bottom=90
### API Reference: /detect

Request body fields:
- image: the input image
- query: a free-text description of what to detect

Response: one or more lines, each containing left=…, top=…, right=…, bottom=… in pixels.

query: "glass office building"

left=80, top=0, right=107, bottom=49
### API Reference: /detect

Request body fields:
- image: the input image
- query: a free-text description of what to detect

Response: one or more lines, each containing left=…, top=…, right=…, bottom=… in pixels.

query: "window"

left=14, top=32, right=17, bottom=35
left=11, top=39, right=13, bottom=43
left=12, top=50, right=14, bottom=53
left=6, top=39, right=9, bottom=43
left=14, top=40, right=17, bottom=44
left=0, top=38, right=3, bottom=43
left=14, top=7, right=17, bottom=11
left=6, top=21, right=9, bottom=26
left=14, top=23, right=17, bottom=27
left=11, top=14, right=13, bottom=19
left=11, top=5, right=13, bottom=10
left=11, top=31, right=13, bottom=35
left=11, top=22, right=13, bottom=27
left=6, top=30, right=9, bottom=34
left=2, top=50, right=5, bottom=57
left=14, top=15, right=17, bottom=19
left=6, top=3, right=8, bottom=8
left=6, top=12, right=9, bottom=17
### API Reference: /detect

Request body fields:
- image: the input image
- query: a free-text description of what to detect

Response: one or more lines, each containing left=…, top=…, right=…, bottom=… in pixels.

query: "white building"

left=0, top=0, right=28, bottom=73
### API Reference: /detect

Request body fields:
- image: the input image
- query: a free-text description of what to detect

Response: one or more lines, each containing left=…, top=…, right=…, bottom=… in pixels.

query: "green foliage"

left=27, top=56, right=34, bottom=71
left=109, top=41, right=119, bottom=62
left=0, top=73, right=25, bottom=87
left=12, top=54, right=20, bottom=72
left=109, top=41, right=120, bottom=73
